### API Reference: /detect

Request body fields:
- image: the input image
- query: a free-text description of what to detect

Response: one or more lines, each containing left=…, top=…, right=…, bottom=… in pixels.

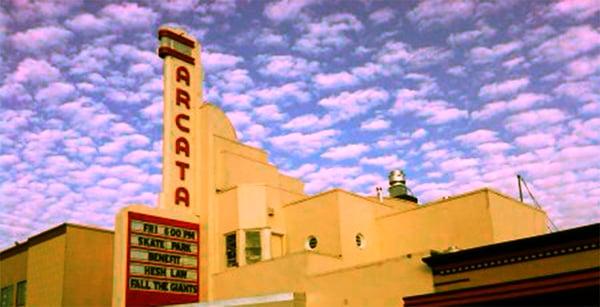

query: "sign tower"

left=112, top=27, right=205, bottom=307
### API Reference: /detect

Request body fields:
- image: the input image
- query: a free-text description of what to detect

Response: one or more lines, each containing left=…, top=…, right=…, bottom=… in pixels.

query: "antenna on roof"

left=517, top=174, right=559, bottom=232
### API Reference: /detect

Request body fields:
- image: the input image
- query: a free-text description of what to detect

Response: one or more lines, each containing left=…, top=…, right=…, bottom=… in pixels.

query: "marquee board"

left=126, top=212, right=199, bottom=306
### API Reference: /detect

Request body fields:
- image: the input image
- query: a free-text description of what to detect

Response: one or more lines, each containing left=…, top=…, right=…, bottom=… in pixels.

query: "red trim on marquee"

left=126, top=212, right=199, bottom=307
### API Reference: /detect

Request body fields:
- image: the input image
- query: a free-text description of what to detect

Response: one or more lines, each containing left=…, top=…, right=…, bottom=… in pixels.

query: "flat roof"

left=422, top=223, right=600, bottom=269
left=0, top=222, right=113, bottom=259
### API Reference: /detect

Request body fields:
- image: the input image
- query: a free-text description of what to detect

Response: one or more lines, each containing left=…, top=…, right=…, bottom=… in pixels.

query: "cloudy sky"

left=1, top=0, right=599, bottom=249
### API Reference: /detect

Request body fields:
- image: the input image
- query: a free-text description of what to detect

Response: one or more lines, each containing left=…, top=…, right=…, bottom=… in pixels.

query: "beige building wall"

left=0, top=247, right=27, bottom=295
left=486, top=191, right=548, bottom=242
left=62, top=225, right=113, bottom=307
left=0, top=224, right=113, bottom=307
left=26, top=233, right=66, bottom=306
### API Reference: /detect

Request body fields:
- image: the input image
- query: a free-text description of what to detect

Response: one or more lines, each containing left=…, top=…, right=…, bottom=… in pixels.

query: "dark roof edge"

left=422, top=223, right=600, bottom=268
left=0, top=222, right=113, bottom=259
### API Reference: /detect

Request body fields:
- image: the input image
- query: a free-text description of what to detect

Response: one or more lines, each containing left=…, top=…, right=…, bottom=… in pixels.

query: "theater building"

left=1, top=27, right=598, bottom=306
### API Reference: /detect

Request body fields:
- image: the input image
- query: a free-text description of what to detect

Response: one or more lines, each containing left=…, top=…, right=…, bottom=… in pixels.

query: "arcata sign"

left=126, top=212, right=199, bottom=306
left=172, top=65, right=192, bottom=207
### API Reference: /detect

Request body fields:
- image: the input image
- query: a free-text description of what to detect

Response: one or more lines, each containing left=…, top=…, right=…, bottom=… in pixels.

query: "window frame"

left=245, top=230, right=262, bottom=264
left=0, top=284, right=13, bottom=307
left=15, top=281, right=26, bottom=307
left=225, top=232, right=238, bottom=268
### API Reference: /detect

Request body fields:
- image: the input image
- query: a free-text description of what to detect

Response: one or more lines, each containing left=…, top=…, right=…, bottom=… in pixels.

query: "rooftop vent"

left=388, top=170, right=418, bottom=203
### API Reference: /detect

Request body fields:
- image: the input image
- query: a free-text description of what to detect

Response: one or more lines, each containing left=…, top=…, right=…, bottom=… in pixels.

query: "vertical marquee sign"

left=126, top=212, right=199, bottom=306
left=158, top=27, right=203, bottom=212
left=114, top=27, right=204, bottom=307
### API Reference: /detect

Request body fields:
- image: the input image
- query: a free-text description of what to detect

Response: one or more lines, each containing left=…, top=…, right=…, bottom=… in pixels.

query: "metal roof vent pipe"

left=388, top=170, right=418, bottom=203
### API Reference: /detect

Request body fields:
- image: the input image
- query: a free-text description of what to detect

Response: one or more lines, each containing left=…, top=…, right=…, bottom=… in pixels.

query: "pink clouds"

left=359, top=154, right=406, bottom=168
left=221, top=93, right=253, bottom=109
left=360, top=117, right=391, bottom=131
left=10, top=26, right=72, bottom=53
left=554, top=81, right=598, bottom=103
left=547, top=0, right=600, bottom=21
left=65, top=13, right=109, bottom=33
left=478, top=77, right=529, bottom=99
left=504, top=108, right=568, bottom=132
left=515, top=132, right=556, bottom=149
left=440, top=157, right=479, bottom=173
left=270, top=129, right=339, bottom=155
left=10, top=58, right=60, bottom=84
left=369, top=8, right=396, bottom=25
left=264, top=0, right=317, bottom=23
left=532, top=25, right=600, bottom=62
left=0, top=154, right=19, bottom=167
left=455, top=129, right=498, bottom=145
left=565, top=54, right=600, bottom=80
left=319, top=88, right=389, bottom=120
left=282, top=114, right=331, bottom=131
left=393, top=95, right=467, bottom=125
left=225, top=110, right=252, bottom=130
left=470, top=40, right=522, bottom=64
left=407, top=0, right=475, bottom=29
left=34, top=82, right=76, bottom=104
left=253, top=104, right=285, bottom=121
left=100, top=2, right=158, bottom=29
left=321, top=143, right=369, bottom=160
left=251, top=82, right=310, bottom=103
left=282, top=163, right=317, bottom=178
left=258, top=55, right=319, bottom=79
left=447, top=21, right=496, bottom=46
left=202, top=51, right=243, bottom=72
left=411, top=128, right=428, bottom=139
left=212, top=69, right=254, bottom=93
left=301, top=165, right=362, bottom=193
left=295, top=13, right=363, bottom=54
left=472, top=92, right=550, bottom=120
left=313, top=71, right=358, bottom=89
left=377, top=41, right=452, bottom=68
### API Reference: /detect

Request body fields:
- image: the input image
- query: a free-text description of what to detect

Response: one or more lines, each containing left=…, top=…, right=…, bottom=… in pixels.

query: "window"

left=15, top=281, right=25, bottom=307
left=225, top=233, right=237, bottom=267
left=355, top=233, right=366, bottom=249
left=0, top=285, right=13, bottom=307
left=245, top=231, right=261, bottom=264
left=305, top=235, right=318, bottom=250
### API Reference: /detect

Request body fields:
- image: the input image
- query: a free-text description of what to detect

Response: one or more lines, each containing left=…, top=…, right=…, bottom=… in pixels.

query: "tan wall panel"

left=221, top=152, right=279, bottom=189
left=238, top=185, right=268, bottom=229
left=0, top=250, right=28, bottom=290
left=26, top=234, right=66, bottom=307
left=266, top=186, right=305, bottom=233
left=62, top=226, right=113, bottom=307
left=277, top=174, right=304, bottom=194
left=306, top=252, right=433, bottom=307
left=337, top=193, right=381, bottom=266
left=284, top=192, right=342, bottom=257
left=213, top=253, right=310, bottom=300
left=377, top=191, right=494, bottom=257
left=217, top=188, right=240, bottom=235
left=487, top=192, right=548, bottom=242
